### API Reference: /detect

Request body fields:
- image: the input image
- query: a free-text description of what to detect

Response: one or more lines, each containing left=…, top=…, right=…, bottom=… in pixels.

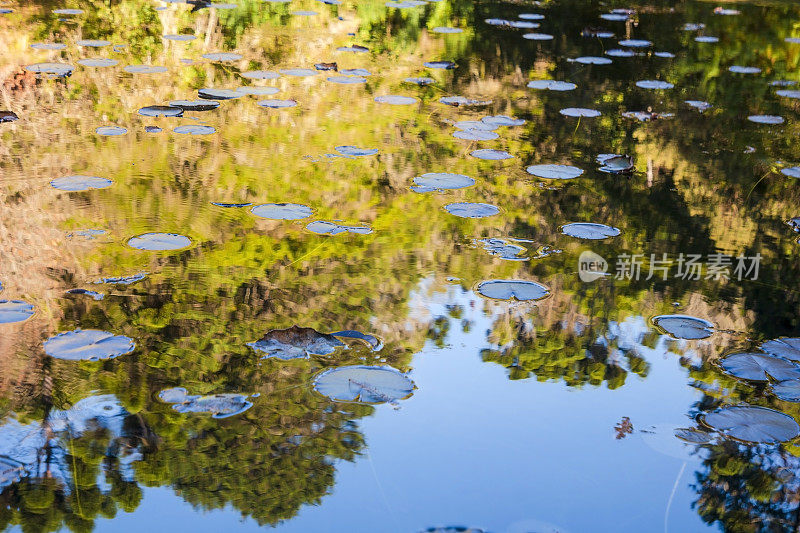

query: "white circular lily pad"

left=44, top=329, right=135, bottom=361
left=313, top=365, right=415, bottom=404
left=570, top=56, right=612, bottom=65
left=127, top=233, right=192, bottom=251
left=476, top=280, right=550, bottom=301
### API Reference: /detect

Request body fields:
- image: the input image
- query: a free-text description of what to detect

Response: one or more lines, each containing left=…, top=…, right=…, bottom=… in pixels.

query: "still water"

left=1, top=0, right=800, bottom=531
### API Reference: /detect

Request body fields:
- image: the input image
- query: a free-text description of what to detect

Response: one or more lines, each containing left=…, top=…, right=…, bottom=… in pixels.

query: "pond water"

left=1, top=0, right=800, bottom=531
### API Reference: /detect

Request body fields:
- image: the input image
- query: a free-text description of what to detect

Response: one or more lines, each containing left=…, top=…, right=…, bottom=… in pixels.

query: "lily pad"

left=257, top=99, right=297, bottom=108
left=124, top=65, right=168, bottom=74
left=327, top=76, right=367, bottom=84
left=127, top=233, right=192, bottom=251
left=635, top=80, right=674, bottom=89
left=174, top=125, right=215, bottom=135
left=247, top=325, right=345, bottom=359
left=652, top=315, right=713, bottom=339
left=476, top=279, right=550, bottom=301
left=77, top=39, right=111, bottom=47
left=51, top=175, right=112, bottom=192
left=781, top=167, right=800, bottom=178
left=158, top=388, right=254, bottom=418
left=432, top=27, right=462, bottom=34
left=313, top=365, right=414, bottom=404
left=606, top=49, right=636, bottom=57
left=561, top=222, right=621, bottom=239
left=729, top=66, right=761, bottom=74
left=685, top=100, right=712, bottom=112
left=235, top=86, right=280, bottom=96
left=163, top=34, right=196, bottom=41
left=701, top=406, right=800, bottom=444
left=77, top=58, right=118, bottom=67
left=619, top=39, right=651, bottom=47
left=44, top=329, right=135, bottom=361
left=569, top=56, right=612, bottom=65
left=470, top=149, right=514, bottom=160
left=341, top=68, right=371, bottom=76
left=411, top=173, right=475, bottom=192
left=560, top=108, right=601, bottom=117
left=30, top=42, right=67, bottom=50
left=279, top=68, right=318, bottom=77
left=439, top=96, right=492, bottom=107
left=748, top=115, right=784, bottom=124
left=443, top=202, right=499, bottom=218
left=202, top=52, right=242, bottom=62
left=138, top=105, right=183, bottom=117
left=527, top=80, right=577, bottom=91
left=424, top=61, right=456, bottom=69
left=695, top=36, right=719, bottom=43
left=719, top=352, right=800, bottom=382
left=0, top=300, right=35, bottom=324
left=94, top=273, right=147, bottom=285
left=25, top=63, right=75, bottom=77
left=53, top=8, right=83, bottom=14
left=478, top=238, right=527, bottom=261
left=306, top=221, right=372, bottom=235
left=526, top=164, right=583, bottom=180
left=66, top=289, right=105, bottom=301
left=770, top=381, right=800, bottom=402
left=776, top=90, right=800, bottom=99
left=452, top=129, right=499, bottom=141
left=198, top=88, right=242, bottom=100
left=96, top=126, right=127, bottom=136
left=337, top=45, right=369, bottom=53
left=522, top=33, right=554, bottom=40
left=405, top=77, right=435, bottom=86
left=597, top=154, right=633, bottom=173
left=169, top=100, right=220, bottom=112
left=335, top=146, right=378, bottom=157
left=251, top=203, right=313, bottom=220
left=375, top=95, right=418, bottom=105
left=641, top=423, right=711, bottom=460
left=241, top=70, right=280, bottom=79
left=761, top=338, right=800, bottom=361
left=482, top=115, right=525, bottom=127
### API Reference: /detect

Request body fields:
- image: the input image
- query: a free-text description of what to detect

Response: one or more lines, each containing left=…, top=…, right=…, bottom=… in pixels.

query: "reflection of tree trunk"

left=204, top=10, right=218, bottom=51
left=647, top=159, right=654, bottom=187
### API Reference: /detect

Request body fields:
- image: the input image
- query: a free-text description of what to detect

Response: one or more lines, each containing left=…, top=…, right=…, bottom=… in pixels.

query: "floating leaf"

left=685, top=100, right=712, bottom=112
left=443, top=202, right=499, bottom=218
left=560, top=222, right=621, bottom=239
left=306, top=221, right=372, bottom=235
left=236, top=86, right=280, bottom=96
left=527, top=80, right=577, bottom=91
left=452, top=129, right=499, bottom=141
left=375, top=95, right=418, bottom=105
left=313, top=365, right=414, bottom=404
left=247, top=325, right=345, bottom=359
left=96, top=126, right=127, bottom=136
left=526, top=164, right=583, bottom=180
left=94, top=273, right=147, bottom=285
left=335, top=146, right=378, bottom=157
left=470, top=149, right=514, bottom=160
left=0, top=300, right=34, bottom=324
left=411, top=173, right=475, bottom=192
left=163, top=34, right=196, bottom=41
left=719, top=353, right=800, bottom=382
left=748, top=115, right=784, bottom=124
left=198, top=88, right=242, bottom=100
left=241, top=70, right=280, bottom=79
left=202, top=52, right=242, bottom=62
left=761, top=338, right=800, bottom=361
left=51, top=175, right=112, bottom=192
left=77, top=58, right=118, bottom=67
left=635, top=80, right=674, bottom=89
left=257, top=99, right=297, bottom=108
left=279, top=68, right=318, bottom=77
left=77, top=39, right=111, bottom=47
left=25, top=63, right=75, bottom=77
left=432, top=27, right=462, bottom=34
left=569, top=56, right=613, bottom=65
left=250, top=203, right=313, bottom=220
left=695, top=36, right=719, bottom=43
left=169, top=100, right=220, bottom=111
left=30, top=42, right=67, bottom=50
left=137, top=105, right=183, bottom=117
left=127, top=233, right=192, bottom=251
left=405, top=77, right=435, bottom=86
left=158, top=388, right=254, bottom=418
left=44, top=329, right=135, bottom=361
left=327, top=76, right=367, bottom=84
left=770, top=381, right=800, bottom=402
left=619, top=39, right=651, bottom=47
left=482, top=115, right=525, bottom=127
left=124, top=65, right=168, bottom=74
left=522, top=33, right=554, bottom=40
left=66, top=289, right=104, bottom=301
left=729, top=66, right=761, bottom=74
left=701, top=406, right=800, bottom=444
left=476, top=279, right=550, bottom=301
left=560, top=107, right=601, bottom=117
left=597, top=154, right=633, bottom=173
left=652, top=315, right=713, bottom=339
left=174, top=125, right=215, bottom=134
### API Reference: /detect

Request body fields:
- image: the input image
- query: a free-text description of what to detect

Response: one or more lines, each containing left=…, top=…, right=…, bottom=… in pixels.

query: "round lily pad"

left=124, top=65, right=168, bottom=74
left=0, top=300, right=35, bottom=324
left=96, top=126, right=127, bottom=136
left=560, top=222, right=621, bottom=239
left=443, top=202, right=499, bottom=218
left=635, top=80, right=674, bottom=89
left=761, top=338, right=800, bottom=361
left=375, top=95, right=417, bottom=105
left=77, top=58, right=118, bottom=67
left=701, top=406, right=800, bottom=444
left=560, top=108, right=601, bottom=117
left=313, top=365, right=415, bottom=404
left=411, top=173, right=475, bottom=192
left=476, top=280, right=550, bottom=301
left=173, top=125, right=215, bottom=134
left=44, top=329, right=135, bottom=361
left=526, top=164, right=583, bottom=180
left=652, top=315, right=713, bottom=339
left=138, top=105, right=183, bottom=117
left=335, top=146, right=378, bottom=157
left=719, top=352, right=800, bottom=382
left=527, top=80, right=577, bottom=91
left=251, top=203, right=313, bottom=220
left=51, top=175, right=112, bottom=192
left=25, top=63, right=75, bottom=77
left=127, top=233, right=192, bottom=251
left=241, top=70, right=280, bottom=80
left=470, top=149, right=514, bottom=160
left=202, top=52, right=242, bottom=62
left=748, top=115, right=784, bottom=124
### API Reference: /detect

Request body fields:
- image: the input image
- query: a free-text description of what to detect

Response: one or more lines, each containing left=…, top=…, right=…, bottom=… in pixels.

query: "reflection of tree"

left=692, top=442, right=800, bottom=533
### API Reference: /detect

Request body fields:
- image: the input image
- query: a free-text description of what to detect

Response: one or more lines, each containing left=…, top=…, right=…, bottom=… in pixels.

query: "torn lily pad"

left=158, top=388, right=255, bottom=418
left=44, top=329, right=135, bottom=361
left=652, top=315, right=713, bottom=340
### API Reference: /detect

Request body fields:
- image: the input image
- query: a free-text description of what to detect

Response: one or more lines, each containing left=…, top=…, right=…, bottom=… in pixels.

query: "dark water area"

left=1, top=0, right=800, bottom=531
